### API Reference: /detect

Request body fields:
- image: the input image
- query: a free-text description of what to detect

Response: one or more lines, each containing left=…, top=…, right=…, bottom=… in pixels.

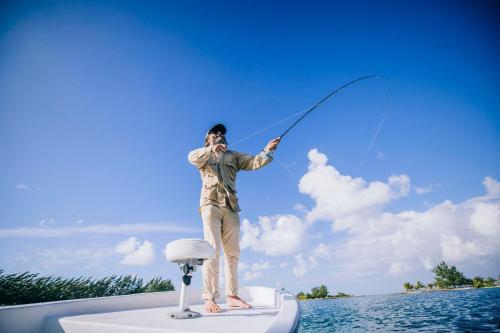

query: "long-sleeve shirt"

left=188, top=147, right=273, bottom=212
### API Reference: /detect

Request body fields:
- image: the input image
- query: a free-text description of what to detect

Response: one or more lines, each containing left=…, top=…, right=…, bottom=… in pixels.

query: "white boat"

left=0, top=239, right=300, bottom=333
left=0, top=286, right=299, bottom=333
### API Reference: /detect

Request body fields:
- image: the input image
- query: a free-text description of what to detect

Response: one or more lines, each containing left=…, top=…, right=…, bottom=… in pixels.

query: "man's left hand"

left=265, top=137, right=280, bottom=152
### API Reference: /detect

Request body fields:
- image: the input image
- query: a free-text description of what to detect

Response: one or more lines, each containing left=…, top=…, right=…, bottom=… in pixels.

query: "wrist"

left=263, top=147, right=274, bottom=156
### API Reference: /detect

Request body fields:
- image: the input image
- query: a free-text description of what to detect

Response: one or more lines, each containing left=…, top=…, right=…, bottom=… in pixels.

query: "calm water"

left=298, top=287, right=500, bottom=332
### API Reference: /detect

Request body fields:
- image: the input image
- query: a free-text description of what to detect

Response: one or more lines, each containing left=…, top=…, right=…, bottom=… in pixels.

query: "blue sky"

left=1, top=0, right=499, bottom=296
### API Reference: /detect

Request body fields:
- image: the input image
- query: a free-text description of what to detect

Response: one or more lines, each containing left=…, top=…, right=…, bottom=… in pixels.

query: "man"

left=188, top=123, right=280, bottom=313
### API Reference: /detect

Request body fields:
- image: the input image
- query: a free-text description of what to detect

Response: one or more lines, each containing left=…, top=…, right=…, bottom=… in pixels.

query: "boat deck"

left=59, top=304, right=279, bottom=333
left=58, top=302, right=278, bottom=333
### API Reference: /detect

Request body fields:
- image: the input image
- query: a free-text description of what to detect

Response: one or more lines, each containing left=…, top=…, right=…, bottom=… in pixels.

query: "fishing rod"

left=277, top=75, right=391, bottom=142
left=229, top=74, right=391, bottom=174
left=230, top=75, right=391, bottom=147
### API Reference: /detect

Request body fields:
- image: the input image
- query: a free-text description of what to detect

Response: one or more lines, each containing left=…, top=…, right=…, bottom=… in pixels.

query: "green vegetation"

left=472, top=276, right=496, bottom=288
left=432, top=261, right=469, bottom=288
left=310, top=285, right=329, bottom=298
left=296, top=284, right=353, bottom=300
left=402, top=261, right=498, bottom=292
left=403, top=282, right=413, bottom=292
left=0, top=270, right=174, bottom=306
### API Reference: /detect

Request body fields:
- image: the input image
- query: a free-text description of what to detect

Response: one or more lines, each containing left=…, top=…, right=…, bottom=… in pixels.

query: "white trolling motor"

left=165, top=239, right=216, bottom=319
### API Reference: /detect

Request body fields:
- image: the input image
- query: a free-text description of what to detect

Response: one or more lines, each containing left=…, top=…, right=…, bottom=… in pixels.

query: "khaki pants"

left=201, top=204, right=240, bottom=300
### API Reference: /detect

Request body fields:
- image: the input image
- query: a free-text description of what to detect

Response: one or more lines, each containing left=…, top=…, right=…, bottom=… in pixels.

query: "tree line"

left=0, top=270, right=174, bottom=306
left=296, top=284, right=353, bottom=300
left=403, top=261, right=498, bottom=292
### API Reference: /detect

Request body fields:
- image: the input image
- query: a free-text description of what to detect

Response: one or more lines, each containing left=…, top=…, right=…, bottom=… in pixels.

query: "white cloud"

left=386, top=261, right=411, bottom=276
left=293, top=203, right=307, bottom=213
left=251, top=261, right=273, bottom=271
left=238, top=149, right=500, bottom=282
left=470, top=202, right=499, bottom=237
left=116, top=237, right=140, bottom=254
left=16, top=184, right=30, bottom=190
left=484, top=176, right=500, bottom=197
left=299, top=149, right=410, bottom=228
left=279, top=262, right=289, bottom=268
left=415, top=183, right=440, bottom=194
left=76, top=218, right=85, bottom=225
left=313, top=244, right=334, bottom=259
left=240, top=260, right=273, bottom=281
left=240, top=215, right=306, bottom=256
left=243, top=271, right=263, bottom=281
left=38, top=218, right=55, bottom=226
left=388, top=174, right=411, bottom=198
left=115, top=237, right=155, bottom=266
left=0, top=223, right=200, bottom=238
left=298, top=149, right=500, bottom=278
left=15, top=246, right=116, bottom=271
left=293, top=254, right=317, bottom=277
left=440, top=235, right=483, bottom=263
left=415, top=186, right=432, bottom=194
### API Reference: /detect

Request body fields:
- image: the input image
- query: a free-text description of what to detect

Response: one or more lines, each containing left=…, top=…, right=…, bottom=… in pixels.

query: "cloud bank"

left=241, top=149, right=500, bottom=279
left=0, top=223, right=200, bottom=238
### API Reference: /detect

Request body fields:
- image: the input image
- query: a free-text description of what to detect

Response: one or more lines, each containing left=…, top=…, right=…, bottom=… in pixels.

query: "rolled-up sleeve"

left=188, top=147, right=212, bottom=168
left=236, top=150, right=273, bottom=171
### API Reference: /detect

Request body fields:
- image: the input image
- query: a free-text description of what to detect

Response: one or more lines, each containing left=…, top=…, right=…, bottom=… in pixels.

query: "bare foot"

left=204, top=298, right=222, bottom=313
left=227, top=295, right=252, bottom=308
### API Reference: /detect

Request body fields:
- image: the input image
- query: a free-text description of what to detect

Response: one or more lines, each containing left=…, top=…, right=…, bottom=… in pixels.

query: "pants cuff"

left=202, top=292, right=219, bottom=300
left=226, top=288, right=238, bottom=297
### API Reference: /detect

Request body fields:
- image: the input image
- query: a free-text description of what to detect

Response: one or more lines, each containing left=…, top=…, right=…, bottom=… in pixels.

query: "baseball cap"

left=208, top=123, right=226, bottom=135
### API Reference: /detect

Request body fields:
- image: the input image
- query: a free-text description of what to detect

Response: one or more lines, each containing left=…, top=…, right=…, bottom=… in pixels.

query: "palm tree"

left=296, top=291, right=307, bottom=300
left=472, top=276, right=484, bottom=288
left=403, top=282, right=413, bottom=292
left=415, top=281, right=424, bottom=290
left=484, top=277, right=495, bottom=287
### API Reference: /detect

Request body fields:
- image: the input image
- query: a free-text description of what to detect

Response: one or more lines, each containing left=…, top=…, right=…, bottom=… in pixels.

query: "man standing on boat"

left=188, top=124, right=280, bottom=313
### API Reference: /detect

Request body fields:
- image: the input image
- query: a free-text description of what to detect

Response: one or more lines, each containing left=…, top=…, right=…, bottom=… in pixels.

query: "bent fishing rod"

left=229, top=74, right=391, bottom=174
left=276, top=75, right=391, bottom=142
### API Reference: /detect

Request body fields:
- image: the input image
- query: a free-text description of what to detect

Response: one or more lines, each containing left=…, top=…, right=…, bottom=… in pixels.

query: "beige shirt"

left=188, top=146, right=273, bottom=212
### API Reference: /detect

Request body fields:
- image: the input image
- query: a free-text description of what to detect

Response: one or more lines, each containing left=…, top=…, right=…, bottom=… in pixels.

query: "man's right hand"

left=211, top=144, right=227, bottom=153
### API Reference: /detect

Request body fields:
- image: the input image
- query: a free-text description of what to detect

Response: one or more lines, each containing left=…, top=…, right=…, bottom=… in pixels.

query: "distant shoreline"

left=400, top=285, right=500, bottom=294
left=297, top=286, right=500, bottom=301
left=298, top=296, right=356, bottom=301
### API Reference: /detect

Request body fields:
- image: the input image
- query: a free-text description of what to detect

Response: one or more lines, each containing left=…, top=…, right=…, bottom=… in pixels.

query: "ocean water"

left=298, top=287, right=500, bottom=332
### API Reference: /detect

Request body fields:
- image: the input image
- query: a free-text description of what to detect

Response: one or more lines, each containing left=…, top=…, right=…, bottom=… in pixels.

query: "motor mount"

left=165, top=239, right=216, bottom=319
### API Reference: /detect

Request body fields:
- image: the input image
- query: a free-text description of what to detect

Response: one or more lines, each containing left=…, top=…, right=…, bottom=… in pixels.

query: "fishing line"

left=229, top=108, right=310, bottom=147
left=230, top=75, right=392, bottom=174
left=354, top=95, right=391, bottom=176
